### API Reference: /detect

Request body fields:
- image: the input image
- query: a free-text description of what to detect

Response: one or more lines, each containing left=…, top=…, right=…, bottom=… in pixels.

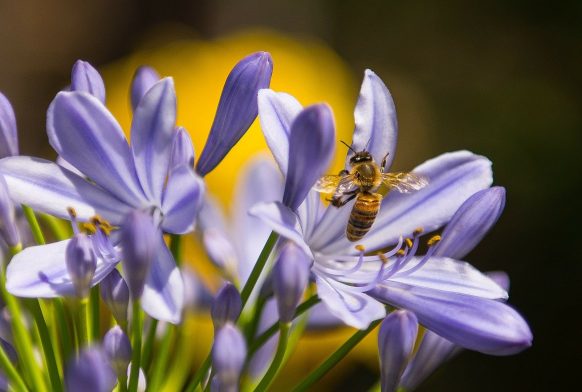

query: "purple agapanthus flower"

left=0, top=54, right=272, bottom=323
left=250, top=69, right=532, bottom=355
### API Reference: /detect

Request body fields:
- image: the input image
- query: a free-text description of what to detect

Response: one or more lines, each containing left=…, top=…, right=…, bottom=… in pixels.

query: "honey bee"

left=313, top=143, right=428, bottom=242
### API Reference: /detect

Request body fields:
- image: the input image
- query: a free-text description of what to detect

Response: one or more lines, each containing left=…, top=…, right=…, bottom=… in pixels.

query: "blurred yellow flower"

left=103, top=29, right=379, bottom=389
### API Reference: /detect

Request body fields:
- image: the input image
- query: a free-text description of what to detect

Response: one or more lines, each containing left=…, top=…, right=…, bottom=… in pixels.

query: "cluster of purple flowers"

left=0, top=51, right=531, bottom=392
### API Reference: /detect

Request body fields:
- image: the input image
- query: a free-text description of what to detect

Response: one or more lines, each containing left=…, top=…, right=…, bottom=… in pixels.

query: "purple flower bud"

left=213, top=323, right=246, bottom=391
left=100, top=269, right=130, bottom=327
left=0, top=92, right=18, bottom=158
left=0, top=338, right=17, bottom=364
left=435, top=186, right=506, bottom=260
left=121, top=210, right=158, bottom=299
left=282, top=104, right=336, bottom=210
left=71, top=60, right=106, bottom=104
left=378, top=310, right=419, bottom=392
left=103, top=326, right=132, bottom=377
left=196, top=52, right=273, bottom=176
left=66, top=233, right=97, bottom=298
left=170, top=127, right=195, bottom=171
left=211, top=282, right=242, bottom=329
left=65, top=347, right=116, bottom=392
left=0, top=175, right=20, bottom=248
left=272, top=241, right=311, bottom=323
left=131, top=66, right=161, bottom=111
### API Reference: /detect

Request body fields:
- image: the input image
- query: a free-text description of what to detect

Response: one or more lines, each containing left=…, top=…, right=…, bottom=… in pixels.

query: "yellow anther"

left=378, top=253, right=389, bottom=264
left=67, top=207, right=77, bottom=219
left=413, top=227, right=424, bottom=235
left=427, top=235, right=442, bottom=247
left=405, top=238, right=413, bottom=248
left=355, top=244, right=366, bottom=252
left=396, top=249, right=406, bottom=257
left=80, top=222, right=96, bottom=235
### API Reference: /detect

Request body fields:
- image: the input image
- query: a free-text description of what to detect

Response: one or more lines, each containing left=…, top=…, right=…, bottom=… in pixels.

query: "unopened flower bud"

left=65, top=347, right=116, bottom=392
left=196, top=52, right=273, bottom=176
left=0, top=92, right=18, bottom=158
left=103, top=326, right=132, bottom=377
left=213, top=323, right=246, bottom=391
left=211, top=282, right=242, bottom=330
left=378, top=310, right=419, bottom=392
left=131, top=66, right=160, bottom=111
left=121, top=211, right=158, bottom=299
left=272, top=241, right=311, bottom=323
left=66, top=233, right=97, bottom=298
left=100, top=269, right=130, bottom=327
left=71, top=60, right=106, bottom=104
left=0, top=175, right=20, bottom=248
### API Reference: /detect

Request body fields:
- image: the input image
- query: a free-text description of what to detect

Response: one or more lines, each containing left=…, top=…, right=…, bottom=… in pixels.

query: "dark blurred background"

left=1, top=0, right=580, bottom=390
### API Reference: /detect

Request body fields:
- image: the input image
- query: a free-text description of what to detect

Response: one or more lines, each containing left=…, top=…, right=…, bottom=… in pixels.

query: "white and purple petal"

left=282, top=104, right=336, bottom=210
left=369, top=282, right=532, bottom=355
left=248, top=201, right=312, bottom=258
left=257, top=89, right=302, bottom=176
left=47, top=91, right=146, bottom=207
left=0, top=156, right=132, bottom=223
left=348, top=69, right=398, bottom=169
left=0, top=92, right=18, bottom=158
left=316, top=276, right=385, bottom=329
left=140, top=236, right=184, bottom=324
left=161, top=164, right=204, bottom=234
left=70, top=60, right=106, bottom=104
left=196, top=52, right=273, bottom=176
left=170, top=127, right=195, bottom=171
left=232, top=156, right=283, bottom=282
left=388, top=256, right=508, bottom=300
left=6, top=239, right=118, bottom=297
left=130, top=66, right=160, bottom=111
left=435, top=186, right=506, bottom=260
left=131, top=78, right=177, bottom=204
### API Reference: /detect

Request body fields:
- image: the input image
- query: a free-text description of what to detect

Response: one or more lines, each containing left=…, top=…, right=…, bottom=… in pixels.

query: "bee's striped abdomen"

left=346, top=193, right=382, bottom=242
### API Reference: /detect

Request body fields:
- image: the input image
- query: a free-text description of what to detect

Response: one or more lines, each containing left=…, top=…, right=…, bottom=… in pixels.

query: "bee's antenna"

left=364, top=137, right=372, bottom=151
left=340, top=140, right=356, bottom=153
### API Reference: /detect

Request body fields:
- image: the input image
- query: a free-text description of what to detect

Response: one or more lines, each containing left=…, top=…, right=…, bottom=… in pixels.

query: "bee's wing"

left=313, top=175, right=342, bottom=194
left=313, top=174, right=358, bottom=195
left=381, top=172, right=429, bottom=193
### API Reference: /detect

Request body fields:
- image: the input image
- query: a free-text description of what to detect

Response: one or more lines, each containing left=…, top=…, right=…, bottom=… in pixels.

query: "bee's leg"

left=381, top=152, right=390, bottom=173
left=330, top=192, right=358, bottom=208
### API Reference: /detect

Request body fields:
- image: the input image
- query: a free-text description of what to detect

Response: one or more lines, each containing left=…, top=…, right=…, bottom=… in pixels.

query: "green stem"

left=54, top=299, right=73, bottom=365
left=72, top=299, right=90, bottom=349
left=240, top=232, right=278, bottom=307
left=184, top=355, right=211, bottom=392
left=39, top=214, right=70, bottom=241
left=141, top=319, right=158, bottom=371
left=244, top=295, right=266, bottom=342
left=0, top=272, right=47, bottom=392
left=147, top=325, right=174, bottom=391
left=0, top=341, right=29, bottom=392
left=89, top=286, right=100, bottom=341
left=128, top=300, right=143, bottom=392
left=291, top=319, right=382, bottom=392
left=247, top=296, right=320, bottom=358
left=118, top=374, right=129, bottom=392
left=22, top=205, right=46, bottom=244
left=254, top=322, right=290, bottom=392
left=169, top=234, right=182, bottom=266
left=26, top=299, right=63, bottom=392
left=186, top=233, right=279, bottom=392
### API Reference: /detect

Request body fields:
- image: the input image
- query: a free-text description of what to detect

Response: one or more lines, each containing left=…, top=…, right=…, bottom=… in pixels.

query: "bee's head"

left=349, top=150, right=373, bottom=165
